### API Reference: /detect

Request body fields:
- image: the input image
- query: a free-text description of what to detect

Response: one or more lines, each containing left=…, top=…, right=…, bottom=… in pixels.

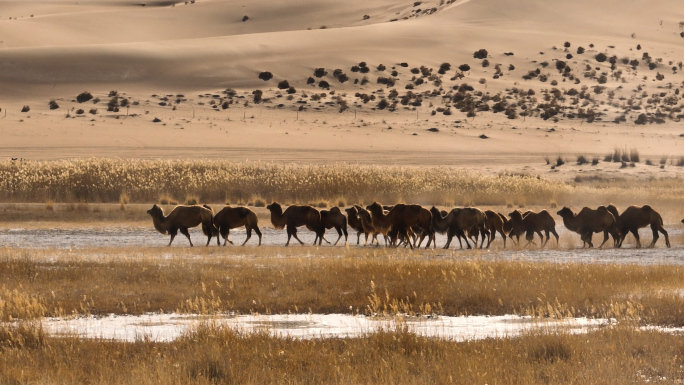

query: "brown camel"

left=556, top=206, right=617, bottom=248
left=345, top=206, right=365, bottom=245
left=205, top=204, right=262, bottom=246
left=430, top=206, right=488, bottom=249
left=366, top=202, right=432, bottom=249
left=356, top=206, right=382, bottom=246
left=468, top=210, right=508, bottom=248
left=147, top=204, right=217, bottom=247
left=266, top=202, right=326, bottom=246
left=320, top=207, right=349, bottom=246
left=507, top=210, right=558, bottom=247
left=606, top=204, right=670, bottom=248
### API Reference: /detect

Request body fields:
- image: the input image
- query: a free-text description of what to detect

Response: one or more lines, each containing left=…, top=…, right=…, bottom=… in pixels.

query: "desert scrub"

left=3, top=247, right=684, bottom=325
left=1, top=159, right=682, bottom=206
left=1, top=324, right=684, bottom=384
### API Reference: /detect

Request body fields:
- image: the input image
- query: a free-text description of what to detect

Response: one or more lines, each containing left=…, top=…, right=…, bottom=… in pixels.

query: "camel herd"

left=147, top=202, right=677, bottom=249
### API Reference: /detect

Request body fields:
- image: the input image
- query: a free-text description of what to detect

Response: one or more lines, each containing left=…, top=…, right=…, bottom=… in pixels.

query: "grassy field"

left=2, top=247, right=684, bottom=325
left=1, top=159, right=684, bottom=208
left=1, top=321, right=684, bottom=384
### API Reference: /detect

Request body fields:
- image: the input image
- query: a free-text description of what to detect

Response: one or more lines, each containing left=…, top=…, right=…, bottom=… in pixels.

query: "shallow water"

left=1, top=226, right=682, bottom=265
left=42, top=313, right=608, bottom=342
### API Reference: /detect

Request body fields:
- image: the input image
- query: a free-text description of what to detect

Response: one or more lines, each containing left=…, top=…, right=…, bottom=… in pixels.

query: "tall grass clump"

left=1, top=159, right=683, bottom=207
left=0, top=159, right=575, bottom=206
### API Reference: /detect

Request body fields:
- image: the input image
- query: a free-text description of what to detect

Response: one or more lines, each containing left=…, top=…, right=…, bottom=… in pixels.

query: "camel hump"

left=597, top=206, right=608, bottom=211
left=202, top=204, right=213, bottom=213
left=642, top=205, right=653, bottom=211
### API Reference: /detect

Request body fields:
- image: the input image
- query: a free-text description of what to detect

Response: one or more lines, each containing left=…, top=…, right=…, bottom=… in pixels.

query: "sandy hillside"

left=0, top=0, right=682, bottom=176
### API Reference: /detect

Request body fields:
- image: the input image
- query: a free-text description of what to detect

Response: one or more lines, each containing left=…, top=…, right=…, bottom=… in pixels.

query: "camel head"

left=508, top=210, right=523, bottom=221
left=429, top=206, right=441, bottom=216
left=345, top=206, right=358, bottom=217
left=266, top=202, right=282, bottom=214
left=366, top=202, right=383, bottom=213
left=147, top=204, right=164, bottom=218
left=556, top=207, right=574, bottom=218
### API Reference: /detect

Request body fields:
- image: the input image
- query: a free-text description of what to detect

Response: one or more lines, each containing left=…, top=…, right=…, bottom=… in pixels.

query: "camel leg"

left=487, top=229, right=496, bottom=248
left=660, top=227, right=671, bottom=248
left=180, top=228, right=193, bottom=247
left=598, top=231, right=609, bottom=248
left=167, top=228, right=178, bottom=247
left=584, top=231, right=594, bottom=248
left=551, top=229, right=559, bottom=246
left=537, top=231, right=547, bottom=247
left=242, top=227, right=252, bottom=246
left=342, top=227, right=348, bottom=245
left=332, top=227, right=343, bottom=246
left=460, top=232, right=472, bottom=249
left=500, top=230, right=506, bottom=248
left=444, top=229, right=453, bottom=249
left=479, top=228, right=487, bottom=249
left=356, top=231, right=362, bottom=245
left=224, top=228, right=235, bottom=246
left=631, top=229, right=641, bottom=248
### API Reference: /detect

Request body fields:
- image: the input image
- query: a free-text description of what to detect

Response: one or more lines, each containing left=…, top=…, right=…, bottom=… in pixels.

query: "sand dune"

left=0, top=0, right=682, bottom=171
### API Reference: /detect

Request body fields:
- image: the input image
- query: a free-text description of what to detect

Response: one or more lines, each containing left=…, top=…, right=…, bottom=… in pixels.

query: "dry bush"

left=0, top=324, right=683, bottom=384
left=0, top=160, right=683, bottom=207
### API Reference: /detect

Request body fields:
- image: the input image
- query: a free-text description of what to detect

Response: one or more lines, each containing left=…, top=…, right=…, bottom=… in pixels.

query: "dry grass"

left=2, top=247, right=684, bottom=326
left=1, top=322, right=684, bottom=384
left=1, top=159, right=683, bottom=207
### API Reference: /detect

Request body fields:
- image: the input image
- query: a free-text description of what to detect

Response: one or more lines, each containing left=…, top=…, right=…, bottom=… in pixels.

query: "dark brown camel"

left=508, top=210, right=559, bottom=247
left=556, top=206, right=617, bottom=248
left=204, top=204, right=262, bottom=246
left=430, top=206, right=488, bottom=249
left=366, top=202, right=432, bottom=249
left=356, top=206, right=381, bottom=245
left=266, top=202, right=326, bottom=246
left=345, top=206, right=365, bottom=245
left=466, top=210, right=508, bottom=248
left=147, top=204, right=217, bottom=247
left=320, top=207, right=349, bottom=246
left=606, top=204, right=670, bottom=248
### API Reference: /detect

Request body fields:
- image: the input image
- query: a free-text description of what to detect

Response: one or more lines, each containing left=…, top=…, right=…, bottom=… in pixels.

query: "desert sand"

left=0, top=0, right=682, bottom=178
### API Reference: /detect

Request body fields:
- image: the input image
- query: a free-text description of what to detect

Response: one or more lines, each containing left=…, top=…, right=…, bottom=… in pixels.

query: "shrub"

left=314, top=68, right=327, bottom=77
left=564, top=41, right=571, bottom=48
left=377, top=99, right=389, bottom=110
left=254, top=198, right=266, bottom=207
left=318, top=81, right=330, bottom=89
left=258, top=72, right=273, bottom=81
left=287, top=86, right=296, bottom=94
left=577, top=46, right=585, bottom=54
left=459, top=64, right=471, bottom=72
left=576, top=155, right=588, bottom=165
left=75, top=109, right=85, bottom=115
left=76, top=92, right=93, bottom=103
left=595, top=53, right=607, bottom=62
left=21, top=105, right=30, bottom=112
left=89, top=108, right=98, bottom=115
left=377, top=64, right=386, bottom=71
left=473, top=49, right=488, bottom=59
left=277, top=80, right=290, bottom=89
left=242, top=15, right=249, bottom=22
left=48, top=100, right=59, bottom=110
left=252, top=90, right=263, bottom=103
left=482, top=59, right=490, bottom=68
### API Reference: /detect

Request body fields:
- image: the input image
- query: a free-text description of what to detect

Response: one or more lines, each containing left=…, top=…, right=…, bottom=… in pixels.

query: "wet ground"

left=42, top=313, right=608, bottom=342
left=1, top=225, right=682, bottom=265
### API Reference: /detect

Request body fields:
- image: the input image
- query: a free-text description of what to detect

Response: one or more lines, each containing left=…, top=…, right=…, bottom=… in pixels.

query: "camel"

left=320, top=207, right=348, bottom=246
left=507, top=210, right=558, bottom=247
left=430, top=206, right=488, bottom=249
left=366, top=202, right=433, bottom=249
left=147, top=204, right=217, bottom=247
left=356, top=206, right=382, bottom=245
left=556, top=206, right=617, bottom=248
left=266, top=202, right=326, bottom=246
left=606, top=204, right=670, bottom=248
left=468, top=210, right=508, bottom=248
left=345, top=206, right=365, bottom=245
left=205, top=204, right=262, bottom=246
